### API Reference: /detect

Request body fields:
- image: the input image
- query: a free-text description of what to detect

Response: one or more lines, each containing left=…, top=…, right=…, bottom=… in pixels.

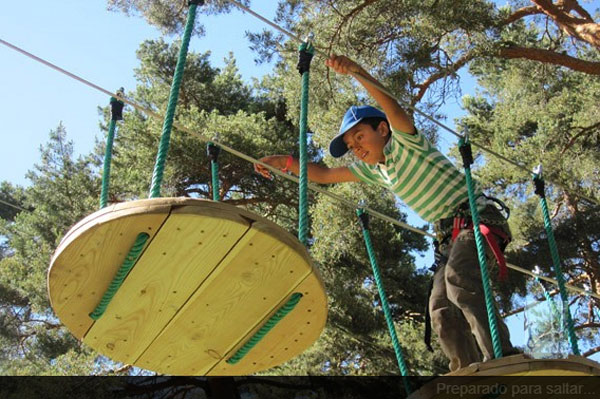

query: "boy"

left=254, top=55, right=516, bottom=372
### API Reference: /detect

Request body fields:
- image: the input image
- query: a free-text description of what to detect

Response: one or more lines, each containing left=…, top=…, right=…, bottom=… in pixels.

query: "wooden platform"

left=445, top=354, right=600, bottom=376
left=410, top=354, right=600, bottom=399
left=47, top=198, right=327, bottom=375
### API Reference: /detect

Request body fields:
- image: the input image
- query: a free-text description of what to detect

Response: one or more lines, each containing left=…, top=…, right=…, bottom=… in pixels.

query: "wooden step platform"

left=446, top=354, right=600, bottom=376
left=410, top=354, right=600, bottom=399
left=47, top=198, right=327, bottom=375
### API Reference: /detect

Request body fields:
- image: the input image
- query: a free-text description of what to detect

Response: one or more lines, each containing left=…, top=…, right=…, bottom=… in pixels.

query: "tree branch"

left=413, top=52, right=474, bottom=104
left=530, top=0, right=600, bottom=49
left=498, top=45, right=600, bottom=75
left=574, top=322, right=600, bottom=330
left=583, top=345, right=600, bottom=357
left=560, top=121, right=600, bottom=154
left=503, top=6, right=543, bottom=25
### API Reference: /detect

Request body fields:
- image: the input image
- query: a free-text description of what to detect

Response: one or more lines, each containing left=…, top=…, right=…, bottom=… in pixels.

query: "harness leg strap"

left=479, top=224, right=509, bottom=281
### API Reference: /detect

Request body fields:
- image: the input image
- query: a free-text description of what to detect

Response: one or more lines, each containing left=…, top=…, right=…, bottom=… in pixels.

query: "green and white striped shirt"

left=348, top=128, right=481, bottom=222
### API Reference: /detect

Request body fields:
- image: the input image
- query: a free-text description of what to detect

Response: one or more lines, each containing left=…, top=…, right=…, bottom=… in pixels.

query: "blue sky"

left=2, top=1, right=599, bottom=362
left=0, top=1, right=276, bottom=186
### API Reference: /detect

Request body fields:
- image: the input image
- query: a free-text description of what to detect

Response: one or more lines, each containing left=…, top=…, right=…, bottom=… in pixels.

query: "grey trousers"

left=430, top=206, right=515, bottom=372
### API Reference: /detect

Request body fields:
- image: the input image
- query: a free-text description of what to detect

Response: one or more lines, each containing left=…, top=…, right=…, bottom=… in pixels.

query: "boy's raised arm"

left=325, top=55, right=416, bottom=135
left=254, top=155, right=358, bottom=184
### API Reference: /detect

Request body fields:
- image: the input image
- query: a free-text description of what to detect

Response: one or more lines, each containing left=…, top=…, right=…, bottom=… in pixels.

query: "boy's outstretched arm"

left=254, top=155, right=358, bottom=184
left=326, top=55, right=416, bottom=135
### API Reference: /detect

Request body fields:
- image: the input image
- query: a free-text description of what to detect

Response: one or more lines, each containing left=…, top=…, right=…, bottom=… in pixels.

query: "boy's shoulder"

left=388, top=126, right=430, bottom=152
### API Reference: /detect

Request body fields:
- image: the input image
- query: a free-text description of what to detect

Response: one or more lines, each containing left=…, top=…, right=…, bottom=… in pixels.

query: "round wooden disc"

left=48, top=198, right=327, bottom=375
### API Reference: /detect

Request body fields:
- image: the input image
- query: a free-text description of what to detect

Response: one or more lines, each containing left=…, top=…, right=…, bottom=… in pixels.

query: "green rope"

left=100, top=119, right=117, bottom=209
left=356, top=208, right=411, bottom=394
left=297, top=40, right=314, bottom=246
left=536, top=276, right=561, bottom=322
left=226, top=292, right=303, bottom=364
left=100, top=95, right=124, bottom=209
left=533, top=268, right=563, bottom=336
left=533, top=171, right=580, bottom=355
left=149, top=3, right=199, bottom=198
left=207, top=142, right=220, bottom=201
left=459, top=138, right=503, bottom=359
left=210, top=160, right=219, bottom=201
left=89, top=232, right=150, bottom=320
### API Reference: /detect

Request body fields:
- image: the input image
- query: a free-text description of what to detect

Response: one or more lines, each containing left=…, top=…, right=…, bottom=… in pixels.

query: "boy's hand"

left=325, top=55, right=362, bottom=75
left=254, top=155, right=287, bottom=179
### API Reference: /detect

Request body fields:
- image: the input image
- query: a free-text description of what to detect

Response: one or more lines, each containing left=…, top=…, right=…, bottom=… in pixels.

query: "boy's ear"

left=377, top=121, right=390, bottom=137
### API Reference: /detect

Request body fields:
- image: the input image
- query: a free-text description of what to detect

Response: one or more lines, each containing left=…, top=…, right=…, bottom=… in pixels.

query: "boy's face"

left=342, top=121, right=389, bottom=165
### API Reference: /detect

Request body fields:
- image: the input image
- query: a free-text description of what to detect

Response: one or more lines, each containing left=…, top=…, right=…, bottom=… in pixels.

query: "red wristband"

left=281, top=155, right=293, bottom=173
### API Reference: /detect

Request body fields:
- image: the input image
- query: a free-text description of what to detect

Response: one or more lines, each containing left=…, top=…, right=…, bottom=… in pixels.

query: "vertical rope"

left=459, top=138, right=503, bottom=359
left=149, top=2, right=200, bottom=198
left=207, top=142, right=220, bottom=201
left=533, top=268, right=567, bottom=355
left=356, top=208, right=411, bottom=394
left=296, top=40, right=314, bottom=246
left=532, top=169, right=580, bottom=355
left=100, top=94, right=124, bottom=209
left=100, top=119, right=117, bottom=209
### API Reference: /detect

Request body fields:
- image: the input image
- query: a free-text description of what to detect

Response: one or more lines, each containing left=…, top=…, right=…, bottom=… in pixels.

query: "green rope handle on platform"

left=89, top=232, right=150, bottom=320
left=207, top=142, right=220, bottom=201
left=149, top=2, right=199, bottom=198
left=458, top=137, right=503, bottom=359
left=356, top=208, right=411, bottom=394
left=297, top=39, right=314, bottom=246
left=532, top=169, right=580, bottom=355
left=100, top=94, right=124, bottom=209
left=226, top=292, right=303, bottom=364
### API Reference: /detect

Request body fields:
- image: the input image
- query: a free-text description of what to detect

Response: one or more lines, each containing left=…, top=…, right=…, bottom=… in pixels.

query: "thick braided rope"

left=297, top=41, right=314, bottom=246
left=89, top=232, right=150, bottom=320
left=207, top=142, right=221, bottom=201
left=460, top=139, right=503, bottom=359
left=149, top=3, right=198, bottom=198
left=226, top=292, right=303, bottom=364
left=533, top=273, right=564, bottom=346
left=211, top=160, right=220, bottom=201
left=100, top=119, right=117, bottom=209
left=357, top=209, right=411, bottom=393
left=534, top=175, right=581, bottom=355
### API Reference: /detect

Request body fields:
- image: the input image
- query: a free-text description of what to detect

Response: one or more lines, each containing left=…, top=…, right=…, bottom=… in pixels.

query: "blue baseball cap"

left=329, top=105, right=387, bottom=158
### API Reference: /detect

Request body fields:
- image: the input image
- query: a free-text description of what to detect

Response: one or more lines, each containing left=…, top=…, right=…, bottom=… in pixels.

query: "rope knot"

left=109, top=90, right=125, bottom=121
left=459, top=139, right=474, bottom=168
left=297, top=42, right=315, bottom=75
left=356, top=208, right=370, bottom=230
left=207, top=142, right=220, bottom=162
left=533, top=176, right=546, bottom=198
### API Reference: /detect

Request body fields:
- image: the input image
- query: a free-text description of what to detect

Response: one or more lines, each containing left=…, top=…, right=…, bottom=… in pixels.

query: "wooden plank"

left=57, top=199, right=179, bottom=247
left=82, top=211, right=251, bottom=365
left=448, top=355, right=600, bottom=376
left=135, top=222, right=314, bottom=375
left=208, top=269, right=327, bottom=375
left=48, top=206, right=170, bottom=339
